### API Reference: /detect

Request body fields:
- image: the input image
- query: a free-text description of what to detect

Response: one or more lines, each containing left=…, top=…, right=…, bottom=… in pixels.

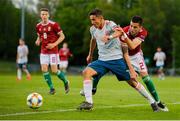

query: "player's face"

left=40, top=11, right=49, bottom=22
left=129, top=21, right=141, bottom=36
left=63, top=43, right=68, bottom=48
left=157, top=48, right=161, bottom=52
left=19, top=39, right=24, bottom=45
left=90, top=15, right=103, bottom=28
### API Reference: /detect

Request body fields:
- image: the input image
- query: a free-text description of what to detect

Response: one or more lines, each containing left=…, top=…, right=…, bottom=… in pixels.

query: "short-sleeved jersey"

left=122, top=26, right=148, bottom=56
left=90, top=20, right=123, bottom=61
left=59, top=48, right=72, bottom=61
left=154, top=51, right=166, bottom=66
left=36, top=20, right=62, bottom=54
left=17, top=45, right=28, bottom=63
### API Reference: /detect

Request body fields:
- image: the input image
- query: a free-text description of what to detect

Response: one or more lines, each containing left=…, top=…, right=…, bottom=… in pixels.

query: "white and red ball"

left=27, top=92, right=43, bottom=109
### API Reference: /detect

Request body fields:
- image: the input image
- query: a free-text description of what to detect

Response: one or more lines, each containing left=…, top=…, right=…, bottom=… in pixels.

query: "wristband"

left=123, top=33, right=128, bottom=39
left=109, top=35, right=113, bottom=40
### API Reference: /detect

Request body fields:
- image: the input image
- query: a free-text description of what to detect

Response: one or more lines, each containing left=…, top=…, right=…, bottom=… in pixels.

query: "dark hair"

left=40, top=8, right=49, bottom=12
left=89, top=8, right=103, bottom=16
left=19, top=38, right=24, bottom=41
left=131, top=16, right=143, bottom=25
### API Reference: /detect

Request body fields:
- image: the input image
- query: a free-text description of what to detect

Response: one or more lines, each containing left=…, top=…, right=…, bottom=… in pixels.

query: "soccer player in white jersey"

left=16, top=38, right=31, bottom=81
left=77, top=9, right=158, bottom=111
left=103, top=16, right=168, bottom=111
left=154, top=47, right=166, bottom=80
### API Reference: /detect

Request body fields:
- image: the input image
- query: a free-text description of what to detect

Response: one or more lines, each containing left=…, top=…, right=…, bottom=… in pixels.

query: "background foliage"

left=0, top=0, right=179, bottom=67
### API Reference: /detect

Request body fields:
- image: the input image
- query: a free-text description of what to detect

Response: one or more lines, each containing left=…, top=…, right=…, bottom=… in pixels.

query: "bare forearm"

left=126, top=38, right=136, bottom=50
left=89, top=38, right=96, bottom=56
left=54, top=32, right=65, bottom=46
left=122, top=44, right=135, bottom=72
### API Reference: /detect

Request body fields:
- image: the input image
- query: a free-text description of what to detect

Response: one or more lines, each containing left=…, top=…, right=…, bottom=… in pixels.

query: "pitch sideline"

left=0, top=102, right=180, bottom=117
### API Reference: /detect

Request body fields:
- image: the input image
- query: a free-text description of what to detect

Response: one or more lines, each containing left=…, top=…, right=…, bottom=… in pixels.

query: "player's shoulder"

left=105, top=20, right=117, bottom=27
left=140, top=27, right=148, bottom=36
left=36, top=22, right=42, bottom=27
left=49, top=20, right=57, bottom=25
left=90, top=25, right=96, bottom=33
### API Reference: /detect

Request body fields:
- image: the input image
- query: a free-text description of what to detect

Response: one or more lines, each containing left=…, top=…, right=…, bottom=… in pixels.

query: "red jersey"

left=122, top=26, right=148, bottom=56
left=59, top=48, right=72, bottom=61
left=36, top=20, right=62, bottom=54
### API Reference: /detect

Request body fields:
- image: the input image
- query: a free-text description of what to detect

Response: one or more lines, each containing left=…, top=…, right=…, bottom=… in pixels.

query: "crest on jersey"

left=48, top=26, right=51, bottom=31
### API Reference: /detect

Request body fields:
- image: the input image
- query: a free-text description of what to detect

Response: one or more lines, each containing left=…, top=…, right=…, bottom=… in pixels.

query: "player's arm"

left=46, top=31, right=65, bottom=49
left=121, top=42, right=137, bottom=79
left=124, top=37, right=142, bottom=50
left=16, top=51, right=19, bottom=63
left=153, top=54, right=157, bottom=61
left=87, top=37, right=96, bottom=64
left=26, top=46, right=29, bottom=55
left=35, top=35, right=41, bottom=46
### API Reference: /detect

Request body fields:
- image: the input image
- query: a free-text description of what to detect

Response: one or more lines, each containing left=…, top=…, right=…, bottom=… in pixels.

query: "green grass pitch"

left=0, top=74, right=180, bottom=120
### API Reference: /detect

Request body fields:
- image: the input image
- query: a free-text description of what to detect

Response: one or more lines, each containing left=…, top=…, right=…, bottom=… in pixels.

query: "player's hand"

left=86, top=55, right=93, bottom=64
left=114, top=26, right=123, bottom=31
left=46, top=43, right=55, bottom=49
left=130, top=71, right=138, bottom=79
left=35, top=40, right=41, bottom=46
left=129, top=70, right=138, bottom=80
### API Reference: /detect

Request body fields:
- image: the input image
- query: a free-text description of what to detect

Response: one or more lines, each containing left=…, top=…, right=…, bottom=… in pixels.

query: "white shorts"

left=40, top=54, right=59, bottom=65
left=130, top=52, right=148, bottom=73
left=59, top=61, right=68, bottom=68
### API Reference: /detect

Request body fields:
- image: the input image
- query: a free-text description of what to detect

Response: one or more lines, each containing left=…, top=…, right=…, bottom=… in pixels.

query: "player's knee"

left=82, top=68, right=94, bottom=78
left=142, top=75, right=150, bottom=83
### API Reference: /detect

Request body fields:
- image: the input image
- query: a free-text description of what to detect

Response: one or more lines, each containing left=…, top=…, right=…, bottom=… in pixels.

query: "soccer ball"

left=27, top=92, right=43, bottom=109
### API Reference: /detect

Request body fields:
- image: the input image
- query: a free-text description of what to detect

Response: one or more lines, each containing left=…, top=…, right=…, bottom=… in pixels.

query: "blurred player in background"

left=16, top=38, right=31, bottom=81
left=35, top=8, right=69, bottom=94
left=77, top=9, right=158, bottom=111
left=106, top=16, right=168, bottom=111
left=154, top=47, right=166, bottom=80
left=58, top=42, right=73, bottom=73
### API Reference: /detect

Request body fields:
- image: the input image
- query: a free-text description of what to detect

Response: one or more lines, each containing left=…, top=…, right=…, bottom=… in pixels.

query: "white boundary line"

left=0, top=102, right=180, bottom=117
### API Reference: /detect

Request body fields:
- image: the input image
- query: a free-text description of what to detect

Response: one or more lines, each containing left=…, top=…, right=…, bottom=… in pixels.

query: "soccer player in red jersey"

left=35, top=8, right=69, bottom=94
left=104, top=16, right=168, bottom=112
left=58, top=42, right=73, bottom=73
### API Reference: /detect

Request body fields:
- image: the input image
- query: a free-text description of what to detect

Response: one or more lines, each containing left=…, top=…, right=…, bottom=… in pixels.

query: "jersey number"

left=139, top=62, right=145, bottom=70
left=43, top=33, right=47, bottom=39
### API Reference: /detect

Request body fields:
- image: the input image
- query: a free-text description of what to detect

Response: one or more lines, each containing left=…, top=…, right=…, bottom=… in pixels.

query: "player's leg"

left=157, top=66, right=162, bottom=80
left=40, top=54, right=55, bottom=94
left=159, top=66, right=165, bottom=80
left=109, top=59, right=158, bottom=112
left=17, top=64, right=22, bottom=81
left=77, top=67, right=96, bottom=110
left=50, top=54, right=69, bottom=93
left=80, top=70, right=108, bottom=96
left=135, top=54, right=168, bottom=111
left=77, top=60, right=107, bottom=110
left=141, top=71, right=168, bottom=111
left=131, top=53, right=161, bottom=102
left=22, top=63, right=31, bottom=80
left=62, top=61, right=68, bottom=73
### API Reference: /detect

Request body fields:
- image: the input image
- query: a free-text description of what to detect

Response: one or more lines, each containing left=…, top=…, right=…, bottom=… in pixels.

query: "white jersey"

left=154, top=51, right=166, bottom=66
left=17, top=45, right=28, bottom=64
left=90, top=20, right=123, bottom=61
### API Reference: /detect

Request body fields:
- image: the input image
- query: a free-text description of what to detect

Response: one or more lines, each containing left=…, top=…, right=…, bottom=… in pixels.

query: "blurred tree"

left=0, top=0, right=180, bottom=68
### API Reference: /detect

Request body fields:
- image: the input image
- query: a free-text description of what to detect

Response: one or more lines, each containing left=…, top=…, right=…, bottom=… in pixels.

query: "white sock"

left=83, top=80, right=93, bottom=104
left=135, top=82, right=155, bottom=104
left=17, top=69, right=22, bottom=80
